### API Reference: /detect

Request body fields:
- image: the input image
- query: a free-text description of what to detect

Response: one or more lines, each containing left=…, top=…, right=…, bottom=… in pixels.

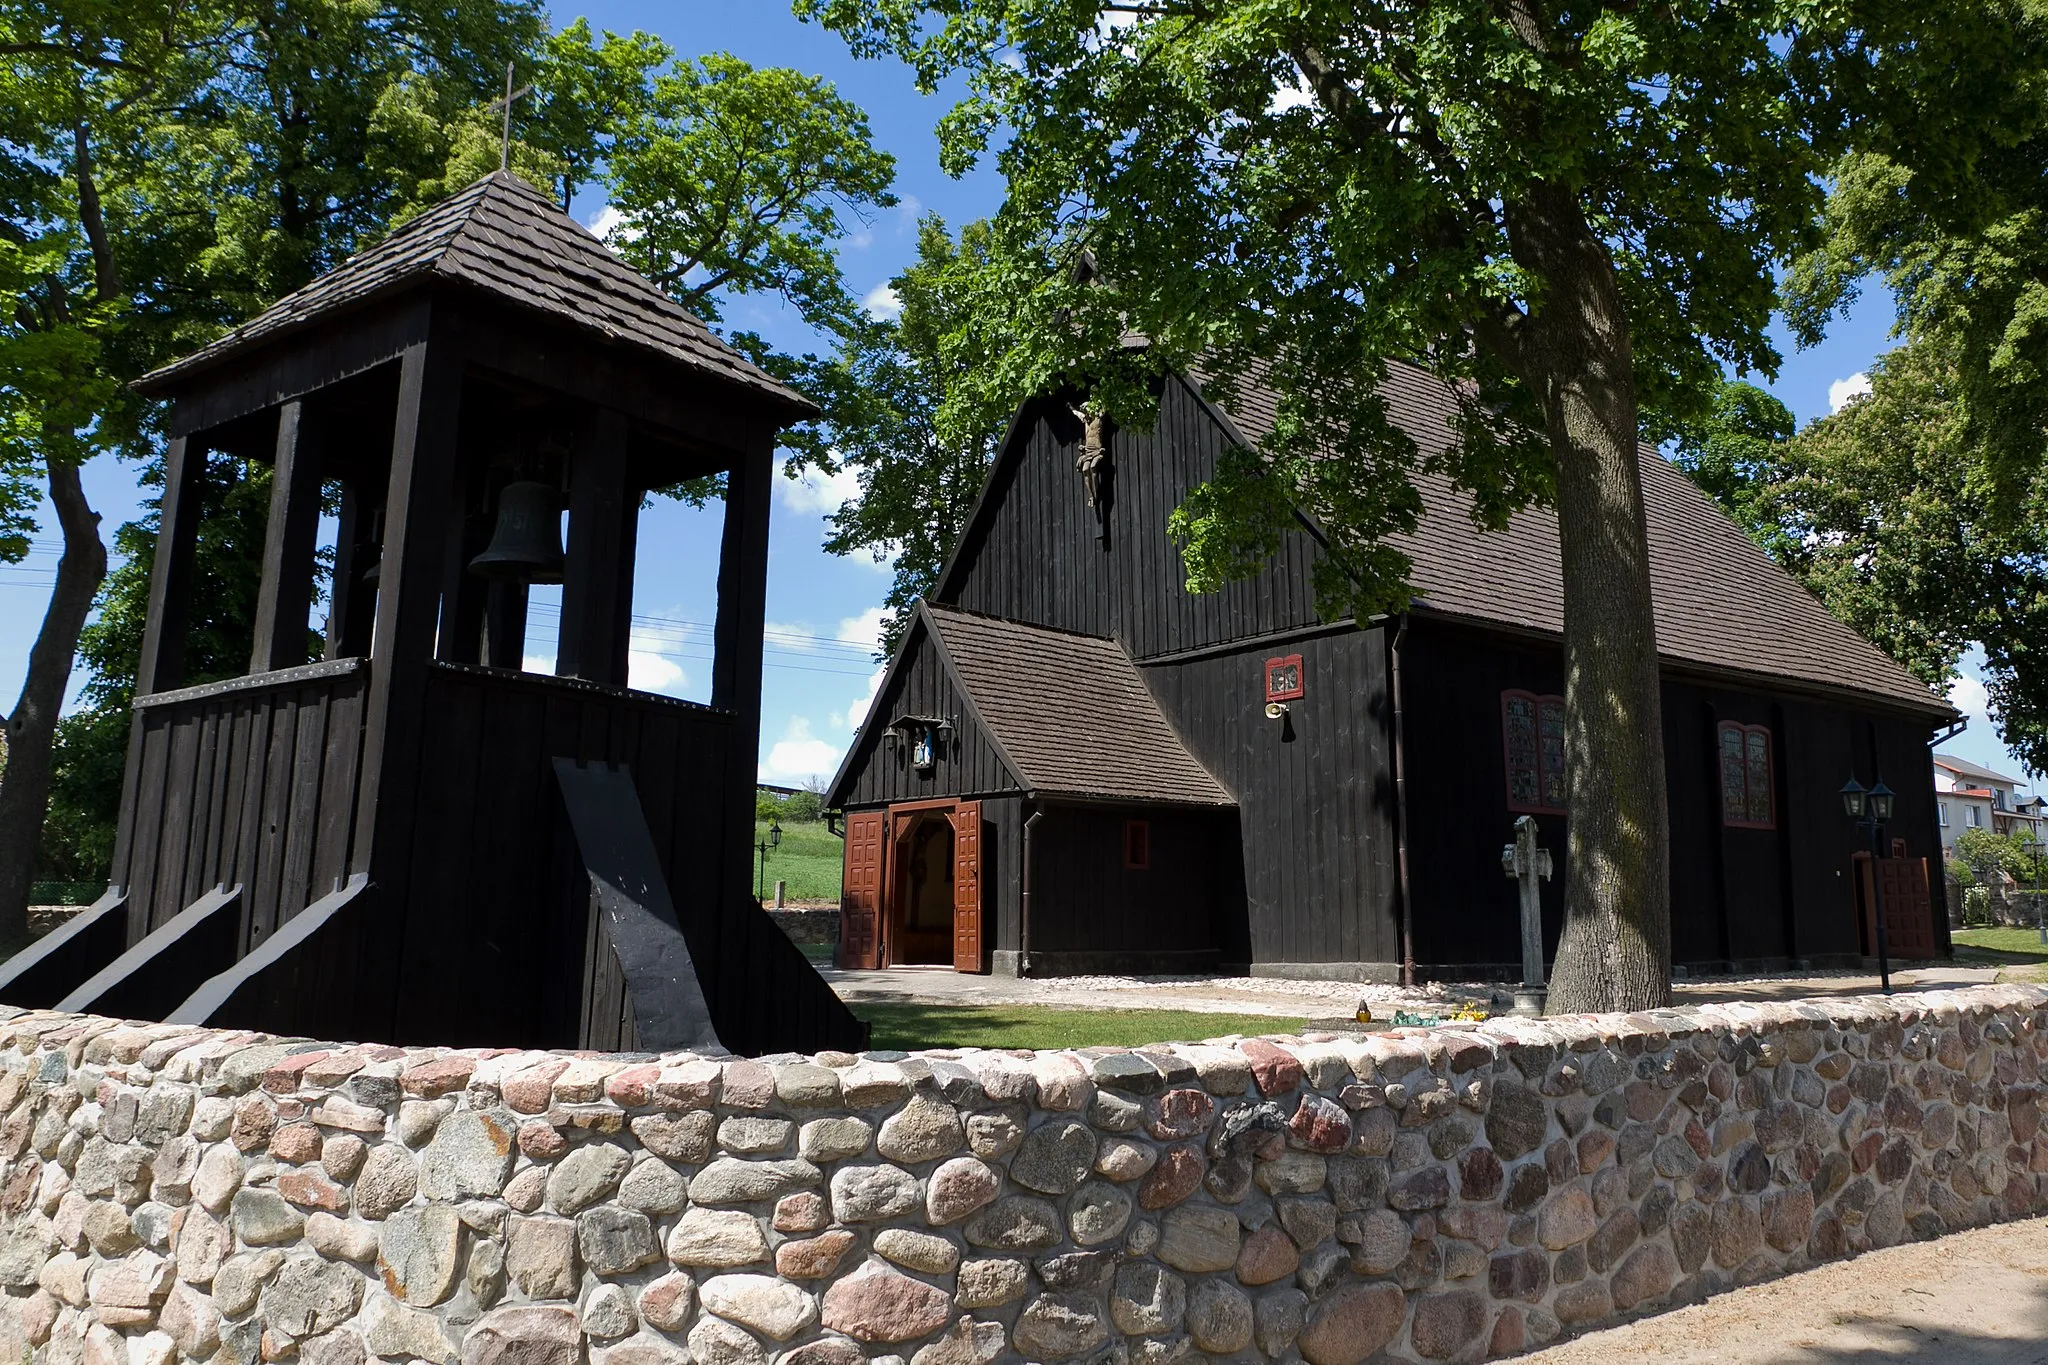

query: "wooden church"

left=827, top=361, right=1956, bottom=982
left=0, top=173, right=865, bottom=1054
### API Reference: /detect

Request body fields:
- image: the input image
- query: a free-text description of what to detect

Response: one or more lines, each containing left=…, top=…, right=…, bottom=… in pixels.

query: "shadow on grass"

left=851, top=1002, right=1307, bottom=1052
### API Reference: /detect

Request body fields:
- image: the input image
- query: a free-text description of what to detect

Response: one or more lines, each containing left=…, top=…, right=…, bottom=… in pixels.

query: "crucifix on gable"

left=1073, top=407, right=1112, bottom=543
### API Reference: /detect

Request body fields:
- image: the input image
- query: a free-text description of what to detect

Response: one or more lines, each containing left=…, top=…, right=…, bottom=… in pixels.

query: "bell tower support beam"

left=558, top=405, right=632, bottom=685
left=250, top=401, right=326, bottom=674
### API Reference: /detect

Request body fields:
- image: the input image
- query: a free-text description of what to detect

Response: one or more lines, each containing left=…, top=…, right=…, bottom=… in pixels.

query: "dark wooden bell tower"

left=0, top=173, right=865, bottom=1054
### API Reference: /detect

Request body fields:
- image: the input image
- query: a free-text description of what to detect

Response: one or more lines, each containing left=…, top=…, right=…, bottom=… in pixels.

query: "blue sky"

left=0, top=1, right=2026, bottom=798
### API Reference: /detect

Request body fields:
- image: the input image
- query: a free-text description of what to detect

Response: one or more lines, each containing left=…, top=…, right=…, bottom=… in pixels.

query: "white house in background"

left=1933, top=751, right=2046, bottom=853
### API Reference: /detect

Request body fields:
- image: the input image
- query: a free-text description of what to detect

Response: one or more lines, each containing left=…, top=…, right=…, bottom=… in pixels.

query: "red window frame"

left=1265, top=654, right=1304, bottom=703
left=1124, top=819, right=1151, bottom=870
left=1718, top=721, right=1777, bottom=829
left=1502, top=690, right=1567, bottom=814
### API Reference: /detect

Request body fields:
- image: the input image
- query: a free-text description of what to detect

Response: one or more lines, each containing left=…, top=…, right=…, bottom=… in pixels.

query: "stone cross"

left=1501, top=813, right=1553, bottom=1015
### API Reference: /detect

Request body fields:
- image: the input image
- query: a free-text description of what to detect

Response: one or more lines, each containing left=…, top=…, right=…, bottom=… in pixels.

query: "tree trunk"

left=1506, top=187, right=1673, bottom=1013
left=0, top=456, right=108, bottom=946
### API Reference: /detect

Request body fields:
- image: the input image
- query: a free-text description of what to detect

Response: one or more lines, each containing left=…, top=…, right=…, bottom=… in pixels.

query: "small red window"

left=1124, top=819, right=1151, bottom=870
left=1718, top=722, right=1775, bottom=829
left=1265, top=654, right=1304, bottom=702
left=1503, top=690, right=1567, bottom=814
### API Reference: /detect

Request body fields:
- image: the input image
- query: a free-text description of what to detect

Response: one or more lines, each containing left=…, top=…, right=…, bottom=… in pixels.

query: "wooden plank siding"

left=390, top=663, right=739, bottom=1047
left=839, top=621, right=1021, bottom=808
left=1141, top=630, right=1395, bottom=969
left=1399, top=618, right=1943, bottom=975
left=115, top=662, right=371, bottom=946
left=943, top=378, right=1327, bottom=659
left=1019, top=804, right=1238, bottom=974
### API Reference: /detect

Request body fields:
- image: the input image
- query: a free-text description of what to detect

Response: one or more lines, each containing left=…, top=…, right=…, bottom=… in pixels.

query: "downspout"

left=1390, top=616, right=1416, bottom=988
left=1020, top=802, right=1047, bottom=977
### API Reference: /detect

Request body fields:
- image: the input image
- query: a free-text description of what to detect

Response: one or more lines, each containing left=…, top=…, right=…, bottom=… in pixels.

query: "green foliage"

left=792, top=0, right=2004, bottom=617
left=1954, top=826, right=2048, bottom=888
left=1674, top=343, right=2048, bottom=768
left=16, top=5, right=901, bottom=881
left=778, top=218, right=1012, bottom=652
left=37, top=456, right=297, bottom=879
left=1784, top=2, right=2048, bottom=516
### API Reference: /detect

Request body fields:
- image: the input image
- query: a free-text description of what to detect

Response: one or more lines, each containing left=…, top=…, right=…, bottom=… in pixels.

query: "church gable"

left=936, top=377, right=1329, bottom=658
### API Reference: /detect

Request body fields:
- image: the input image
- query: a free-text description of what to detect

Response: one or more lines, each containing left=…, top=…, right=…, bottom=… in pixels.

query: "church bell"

left=469, top=479, right=565, bottom=583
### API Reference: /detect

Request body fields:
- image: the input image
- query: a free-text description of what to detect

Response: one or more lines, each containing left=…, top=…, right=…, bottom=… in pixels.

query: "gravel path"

left=1520, top=1215, right=2048, bottom=1364
left=823, top=962, right=2003, bottom=1020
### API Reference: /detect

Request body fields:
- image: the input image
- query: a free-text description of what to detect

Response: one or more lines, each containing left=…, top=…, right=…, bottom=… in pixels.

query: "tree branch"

left=0, top=40, right=145, bottom=73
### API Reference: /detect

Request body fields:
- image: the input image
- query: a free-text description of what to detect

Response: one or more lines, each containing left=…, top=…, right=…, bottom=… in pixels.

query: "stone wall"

left=0, top=987, right=2042, bottom=1365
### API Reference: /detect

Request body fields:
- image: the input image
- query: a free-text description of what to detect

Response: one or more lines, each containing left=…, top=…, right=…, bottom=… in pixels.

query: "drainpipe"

left=1390, top=615, right=1416, bottom=988
left=1020, top=803, right=1047, bottom=977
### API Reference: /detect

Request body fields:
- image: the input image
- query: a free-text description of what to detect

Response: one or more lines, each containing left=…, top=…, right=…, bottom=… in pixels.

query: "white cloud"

left=760, top=716, right=844, bottom=783
left=1951, top=671, right=1993, bottom=723
left=836, top=607, right=888, bottom=652
left=778, top=464, right=863, bottom=517
left=862, top=283, right=903, bottom=321
left=628, top=650, right=687, bottom=696
left=764, top=621, right=818, bottom=651
left=523, top=652, right=554, bottom=676
left=835, top=667, right=887, bottom=733
left=1828, top=372, right=1871, bottom=413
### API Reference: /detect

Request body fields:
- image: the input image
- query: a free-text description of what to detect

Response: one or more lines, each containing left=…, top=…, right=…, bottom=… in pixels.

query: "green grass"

left=852, top=1002, right=1309, bottom=1051
left=1951, top=927, right=2048, bottom=983
left=753, top=819, right=842, bottom=902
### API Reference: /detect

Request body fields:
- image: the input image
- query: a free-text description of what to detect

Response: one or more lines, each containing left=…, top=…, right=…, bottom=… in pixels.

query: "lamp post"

left=1840, top=776, right=1895, bottom=994
left=756, top=819, right=782, bottom=902
left=2029, top=831, right=2046, bottom=945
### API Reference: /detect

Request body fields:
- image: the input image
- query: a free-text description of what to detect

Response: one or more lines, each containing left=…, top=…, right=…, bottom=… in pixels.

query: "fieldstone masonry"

left=0, top=987, right=2043, bottom=1365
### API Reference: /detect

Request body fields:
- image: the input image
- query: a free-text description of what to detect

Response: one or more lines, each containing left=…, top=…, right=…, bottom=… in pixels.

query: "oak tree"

left=801, top=0, right=2048, bottom=1009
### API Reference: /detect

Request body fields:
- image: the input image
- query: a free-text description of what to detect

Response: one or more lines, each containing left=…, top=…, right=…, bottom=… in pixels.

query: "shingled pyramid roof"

left=139, top=172, right=810, bottom=411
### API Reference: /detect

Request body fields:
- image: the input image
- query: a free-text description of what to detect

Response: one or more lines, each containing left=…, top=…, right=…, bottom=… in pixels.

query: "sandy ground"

left=1520, top=1215, right=2048, bottom=1363
left=820, top=961, right=2005, bottom=1021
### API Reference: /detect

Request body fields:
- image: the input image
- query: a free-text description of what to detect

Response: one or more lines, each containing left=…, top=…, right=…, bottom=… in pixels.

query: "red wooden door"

left=952, top=800, right=983, bottom=973
left=1855, top=849, right=1936, bottom=961
left=841, top=811, right=884, bottom=969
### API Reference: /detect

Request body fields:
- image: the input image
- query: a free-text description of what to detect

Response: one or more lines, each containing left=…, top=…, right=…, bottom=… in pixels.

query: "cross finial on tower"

left=490, top=60, right=534, bottom=172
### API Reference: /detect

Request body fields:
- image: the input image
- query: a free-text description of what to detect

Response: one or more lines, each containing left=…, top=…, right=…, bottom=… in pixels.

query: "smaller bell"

left=470, top=479, right=565, bottom=583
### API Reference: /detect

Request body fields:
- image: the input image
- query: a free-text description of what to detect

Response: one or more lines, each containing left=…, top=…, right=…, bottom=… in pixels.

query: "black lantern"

left=769, top=820, right=783, bottom=849
left=1841, top=769, right=1894, bottom=994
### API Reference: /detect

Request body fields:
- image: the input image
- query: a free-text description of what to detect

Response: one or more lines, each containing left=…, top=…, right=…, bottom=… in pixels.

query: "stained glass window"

left=1718, top=721, right=1775, bottom=828
left=1503, top=691, right=1567, bottom=813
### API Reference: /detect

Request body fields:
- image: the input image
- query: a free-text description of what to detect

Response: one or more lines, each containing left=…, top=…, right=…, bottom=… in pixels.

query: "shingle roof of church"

left=923, top=604, right=1233, bottom=806
left=1200, top=360, right=1951, bottom=717
left=138, top=172, right=809, bottom=411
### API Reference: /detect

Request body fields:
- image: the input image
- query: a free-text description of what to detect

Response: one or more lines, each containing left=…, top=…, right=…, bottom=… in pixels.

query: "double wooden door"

left=839, top=801, right=983, bottom=972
